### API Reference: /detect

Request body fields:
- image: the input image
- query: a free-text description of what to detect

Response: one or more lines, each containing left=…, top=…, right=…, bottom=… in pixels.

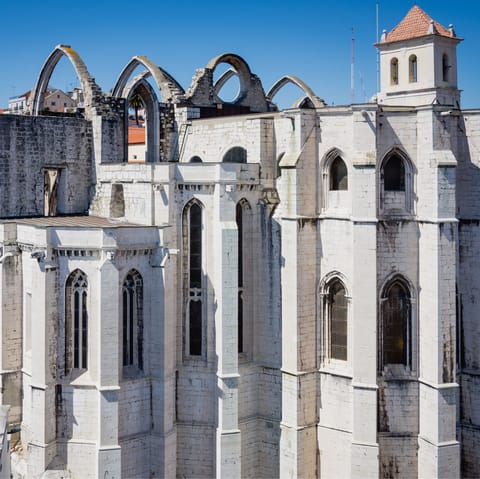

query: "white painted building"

left=0, top=6, right=479, bottom=478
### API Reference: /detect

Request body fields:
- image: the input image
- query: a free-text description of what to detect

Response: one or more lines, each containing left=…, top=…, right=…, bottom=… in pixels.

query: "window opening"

left=326, top=280, right=348, bottom=360
left=330, top=156, right=348, bottom=191
left=184, top=202, right=203, bottom=356
left=223, top=147, right=247, bottom=163
left=409, top=55, right=417, bottom=83
left=381, top=280, right=411, bottom=368
left=391, top=58, right=399, bottom=85
left=383, top=155, right=405, bottom=191
left=442, top=54, right=449, bottom=82
left=237, top=203, right=244, bottom=353
left=65, top=270, right=88, bottom=371
left=122, top=271, right=144, bottom=370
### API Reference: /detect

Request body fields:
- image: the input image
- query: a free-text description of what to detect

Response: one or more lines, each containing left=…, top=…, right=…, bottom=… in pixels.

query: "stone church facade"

left=0, top=5, right=479, bottom=478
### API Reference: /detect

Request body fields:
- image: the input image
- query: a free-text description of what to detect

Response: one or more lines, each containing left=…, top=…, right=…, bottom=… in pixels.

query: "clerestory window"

left=122, top=270, right=144, bottom=371
left=322, top=277, right=348, bottom=362
left=65, top=270, right=88, bottom=371
left=379, top=278, right=412, bottom=370
left=383, top=155, right=405, bottom=191
left=330, top=156, right=348, bottom=191
left=183, top=200, right=204, bottom=357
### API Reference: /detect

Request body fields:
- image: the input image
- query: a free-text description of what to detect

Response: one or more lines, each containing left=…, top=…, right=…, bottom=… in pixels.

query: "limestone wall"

left=0, top=115, right=92, bottom=218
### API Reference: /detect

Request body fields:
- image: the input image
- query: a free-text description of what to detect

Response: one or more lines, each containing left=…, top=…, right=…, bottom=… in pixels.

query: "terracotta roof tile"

left=128, top=126, right=145, bottom=144
left=383, top=5, right=453, bottom=44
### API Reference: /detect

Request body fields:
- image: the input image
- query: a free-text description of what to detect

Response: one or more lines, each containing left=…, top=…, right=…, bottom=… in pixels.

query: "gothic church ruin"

left=0, top=5, right=479, bottom=478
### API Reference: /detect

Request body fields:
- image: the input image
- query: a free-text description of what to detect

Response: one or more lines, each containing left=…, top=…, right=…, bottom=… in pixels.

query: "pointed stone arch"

left=378, top=147, right=415, bottom=215
left=207, top=53, right=253, bottom=85
left=31, top=44, right=102, bottom=117
left=213, top=67, right=237, bottom=97
left=124, top=76, right=160, bottom=162
left=112, top=56, right=184, bottom=103
left=186, top=52, right=269, bottom=111
left=266, top=75, right=325, bottom=108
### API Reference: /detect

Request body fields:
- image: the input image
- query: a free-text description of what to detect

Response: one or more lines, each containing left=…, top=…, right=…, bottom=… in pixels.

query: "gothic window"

left=383, top=155, right=405, bottom=191
left=390, top=58, right=399, bottom=85
left=65, top=270, right=88, bottom=371
left=409, top=55, right=418, bottom=83
left=380, top=278, right=412, bottom=369
left=330, top=156, right=348, bottom=191
left=324, top=279, right=348, bottom=361
left=442, top=54, right=449, bottom=82
left=122, top=270, right=143, bottom=370
left=183, top=200, right=204, bottom=357
left=223, top=146, right=247, bottom=163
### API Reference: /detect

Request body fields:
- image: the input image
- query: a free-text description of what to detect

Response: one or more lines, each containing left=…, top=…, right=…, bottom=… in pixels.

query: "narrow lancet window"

left=122, top=270, right=144, bottom=370
left=325, top=279, right=348, bottom=361
left=237, top=202, right=244, bottom=353
left=184, top=201, right=203, bottom=357
left=409, top=55, right=417, bottom=83
left=380, top=279, right=412, bottom=369
left=442, top=54, right=449, bottom=82
left=65, top=270, right=88, bottom=371
left=390, top=58, right=399, bottom=85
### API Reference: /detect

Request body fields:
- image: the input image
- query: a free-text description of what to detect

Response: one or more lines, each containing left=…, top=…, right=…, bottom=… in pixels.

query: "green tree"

left=128, top=92, right=143, bottom=126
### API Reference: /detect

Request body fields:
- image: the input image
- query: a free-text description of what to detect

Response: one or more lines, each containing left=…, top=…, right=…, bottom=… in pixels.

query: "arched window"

left=122, top=270, right=143, bottom=370
left=189, top=155, right=203, bottom=163
left=223, top=147, right=247, bottom=164
left=183, top=201, right=203, bottom=356
left=380, top=279, right=412, bottom=369
left=409, top=55, right=417, bottom=83
left=236, top=202, right=244, bottom=353
left=330, top=156, right=348, bottom=191
left=383, top=155, right=405, bottom=191
left=323, top=278, right=348, bottom=361
left=65, top=270, right=88, bottom=371
left=442, top=54, right=449, bottom=82
left=390, top=58, right=399, bottom=85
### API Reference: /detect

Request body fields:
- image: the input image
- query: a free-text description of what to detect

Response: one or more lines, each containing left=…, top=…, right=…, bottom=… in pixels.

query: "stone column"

left=151, top=243, right=177, bottom=478
left=278, top=205, right=318, bottom=479
left=96, top=250, right=121, bottom=478
left=0, top=224, right=22, bottom=426
left=214, top=184, right=241, bottom=478
left=417, top=220, right=459, bottom=478
left=349, top=143, right=380, bottom=477
left=27, top=249, right=58, bottom=476
left=351, top=219, right=379, bottom=478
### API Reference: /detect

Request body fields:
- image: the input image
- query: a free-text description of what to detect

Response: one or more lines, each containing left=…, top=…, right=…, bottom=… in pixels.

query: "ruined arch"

left=31, top=44, right=100, bottom=116
left=112, top=56, right=184, bottom=103
left=213, top=67, right=238, bottom=99
left=207, top=53, right=253, bottom=102
left=124, top=76, right=160, bottom=162
left=185, top=53, right=268, bottom=111
left=266, top=75, right=325, bottom=109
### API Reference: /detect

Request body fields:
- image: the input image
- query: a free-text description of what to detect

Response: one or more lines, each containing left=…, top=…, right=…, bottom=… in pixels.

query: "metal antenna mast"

left=351, top=27, right=355, bottom=104
left=376, top=0, right=380, bottom=93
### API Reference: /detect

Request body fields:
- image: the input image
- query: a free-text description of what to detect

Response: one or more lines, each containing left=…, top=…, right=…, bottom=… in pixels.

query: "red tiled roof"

left=382, top=5, right=454, bottom=44
left=128, top=127, right=145, bottom=144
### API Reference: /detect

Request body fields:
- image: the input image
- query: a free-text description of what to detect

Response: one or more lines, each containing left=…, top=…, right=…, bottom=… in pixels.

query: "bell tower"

left=376, top=5, right=462, bottom=107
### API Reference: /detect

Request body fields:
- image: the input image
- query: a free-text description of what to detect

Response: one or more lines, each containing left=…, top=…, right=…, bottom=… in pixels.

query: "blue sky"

left=1, top=0, right=479, bottom=109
